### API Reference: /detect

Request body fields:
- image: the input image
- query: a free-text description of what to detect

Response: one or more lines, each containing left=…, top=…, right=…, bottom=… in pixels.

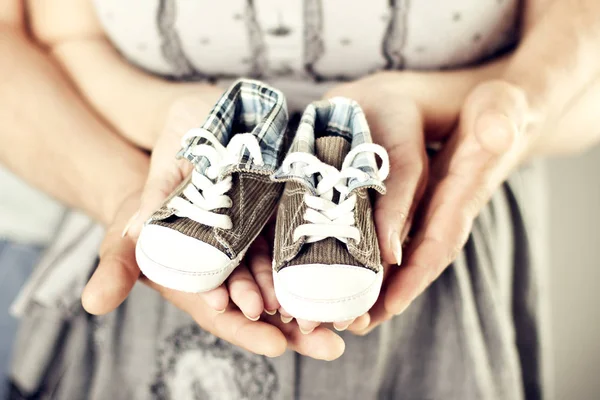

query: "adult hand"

left=319, top=62, right=509, bottom=334
left=81, top=88, right=346, bottom=360
left=359, top=0, right=600, bottom=334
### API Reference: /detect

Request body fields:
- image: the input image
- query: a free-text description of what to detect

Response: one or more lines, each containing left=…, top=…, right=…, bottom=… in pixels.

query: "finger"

left=82, top=196, right=141, bottom=315
left=82, top=234, right=140, bottom=315
left=126, top=160, right=190, bottom=240
left=354, top=296, right=392, bottom=335
left=333, top=318, right=356, bottom=332
left=354, top=323, right=381, bottom=337
left=286, top=326, right=345, bottom=361
left=198, top=284, right=229, bottom=313
left=145, top=277, right=287, bottom=357
left=248, top=235, right=279, bottom=314
left=227, top=263, right=264, bottom=321
left=384, top=81, right=528, bottom=315
left=126, top=94, right=218, bottom=237
left=347, top=314, right=370, bottom=333
left=263, top=315, right=346, bottom=361
left=279, top=307, right=293, bottom=324
left=365, top=97, right=428, bottom=266
left=296, top=319, right=321, bottom=335
left=125, top=126, right=193, bottom=240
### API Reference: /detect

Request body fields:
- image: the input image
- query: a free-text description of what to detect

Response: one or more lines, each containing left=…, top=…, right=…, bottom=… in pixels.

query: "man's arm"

left=0, top=13, right=149, bottom=224
left=509, top=0, right=600, bottom=156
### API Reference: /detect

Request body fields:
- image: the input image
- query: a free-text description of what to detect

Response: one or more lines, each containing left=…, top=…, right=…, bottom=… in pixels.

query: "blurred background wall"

left=547, top=145, right=600, bottom=399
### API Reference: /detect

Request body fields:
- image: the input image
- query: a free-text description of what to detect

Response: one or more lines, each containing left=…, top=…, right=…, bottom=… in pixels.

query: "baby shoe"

left=271, top=97, right=390, bottom=322
left=136, top=79, right=289, bottom=292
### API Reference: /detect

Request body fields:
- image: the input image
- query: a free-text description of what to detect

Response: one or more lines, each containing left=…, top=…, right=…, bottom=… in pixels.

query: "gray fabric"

left=0, top=240, right=41, bottom=399
left=92, top=0, right=519, bottom=82
left=9, top=162, right=550, bottom=399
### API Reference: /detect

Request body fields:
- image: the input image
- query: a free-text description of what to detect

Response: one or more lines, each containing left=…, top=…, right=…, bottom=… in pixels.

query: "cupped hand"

left=319, top=64, right=515, bottom=334
left=352, top=0, right=600, bottom=334
left=81, top=89, right=346, bottom=361
left=377, top=80, right=532, bottom=324
left=280, top=63, right=511, bottom=333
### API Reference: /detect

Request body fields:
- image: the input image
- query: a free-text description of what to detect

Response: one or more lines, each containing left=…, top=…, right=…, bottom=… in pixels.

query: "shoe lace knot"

left=281, top=143, right=389, bottom=244
left=168, top=128, right=264, bottom=229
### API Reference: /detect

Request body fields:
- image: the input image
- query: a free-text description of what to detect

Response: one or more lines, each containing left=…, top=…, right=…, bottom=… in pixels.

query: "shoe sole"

left=273, top=267, right=383, bottom=322
left=136, top=243, right=247, bottom=293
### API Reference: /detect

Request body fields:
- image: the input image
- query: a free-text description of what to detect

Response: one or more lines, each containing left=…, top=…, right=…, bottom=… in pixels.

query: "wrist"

left=98, top=145, right=149, bottom=226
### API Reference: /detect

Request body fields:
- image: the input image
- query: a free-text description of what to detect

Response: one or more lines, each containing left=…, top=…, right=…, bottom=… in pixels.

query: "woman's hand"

left=278, top=53, right=514, bottom=334
left=355, top=0, right=600, bottom=334
left=275, top=63, right=506, bottom=334
left=82, top=189, right=345, bottom=360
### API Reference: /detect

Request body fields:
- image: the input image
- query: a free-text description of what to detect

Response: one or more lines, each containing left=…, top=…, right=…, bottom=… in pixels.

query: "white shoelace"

left=281, top=143, right=390, bottom=244
left=168, top=128, right=264, bottom=229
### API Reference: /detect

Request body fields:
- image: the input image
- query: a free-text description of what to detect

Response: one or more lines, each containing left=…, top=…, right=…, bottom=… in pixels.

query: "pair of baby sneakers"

left=136, top=79, right=390, bottom=322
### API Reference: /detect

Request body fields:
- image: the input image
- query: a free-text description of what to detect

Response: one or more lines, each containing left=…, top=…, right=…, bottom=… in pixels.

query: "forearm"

left=26, top=0, right=215, bottom=149
left=51, top=37, right=213, bottom=149
left=504, top=0, right=600, bottom=156
left=0, top=26, right=149, bottom=224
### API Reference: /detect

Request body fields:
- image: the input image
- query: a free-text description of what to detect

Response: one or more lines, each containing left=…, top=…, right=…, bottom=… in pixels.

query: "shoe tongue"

left=315, top=136, right=350, bottom=170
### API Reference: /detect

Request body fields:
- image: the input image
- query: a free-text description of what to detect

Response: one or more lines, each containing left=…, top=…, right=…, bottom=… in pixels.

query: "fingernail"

left=280, top=315, right=293, bottom=324
left=278, top=308, right=291, bottom=318
left=299, top=326, right=315, bottom=335
left=215, top=308, right=227, bottom=314
left=390, top=231, right=402, bottom=266
left=121, top=210, right=140, bottom=238
left=264, top=309, right=277, bottom=316
left=243, top=312, right=260, bottom=322
left=334, top=323, right=351, bottom=332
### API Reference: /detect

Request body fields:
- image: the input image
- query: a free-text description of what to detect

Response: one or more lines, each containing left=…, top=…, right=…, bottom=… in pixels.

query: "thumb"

left=125, top=128, right=193, bottom=240
left=425, top=80, right=530, bottom=262
left=427, top=79, right=531, bottom=190
left=462, top=79, right=529, bottom=158
left=82, top=194, right=142, bottom=315
left=82, top=130, right=190, bottom=314
left=384, top=80, right=529, bottom=315
left=124, top=164, right=187, bottom=240
left=367, top=98, right=428, bottom=266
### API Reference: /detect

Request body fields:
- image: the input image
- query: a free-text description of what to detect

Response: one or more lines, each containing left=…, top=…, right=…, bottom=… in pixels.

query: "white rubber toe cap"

left=136, top=224, right=233, bottom=292
left=274, top=263, right=383, bottom=322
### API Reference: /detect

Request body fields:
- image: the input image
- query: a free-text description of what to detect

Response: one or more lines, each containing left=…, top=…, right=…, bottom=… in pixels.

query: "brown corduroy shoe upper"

left=273, top=136, right=382, bottom=272
left=149, top=172, right=282, bottom=259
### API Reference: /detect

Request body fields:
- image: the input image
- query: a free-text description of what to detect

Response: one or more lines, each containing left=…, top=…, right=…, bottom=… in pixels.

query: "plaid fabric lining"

left=272, top=98, right=386, bottom=194
left=178, top=79, right=288, bottom=175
